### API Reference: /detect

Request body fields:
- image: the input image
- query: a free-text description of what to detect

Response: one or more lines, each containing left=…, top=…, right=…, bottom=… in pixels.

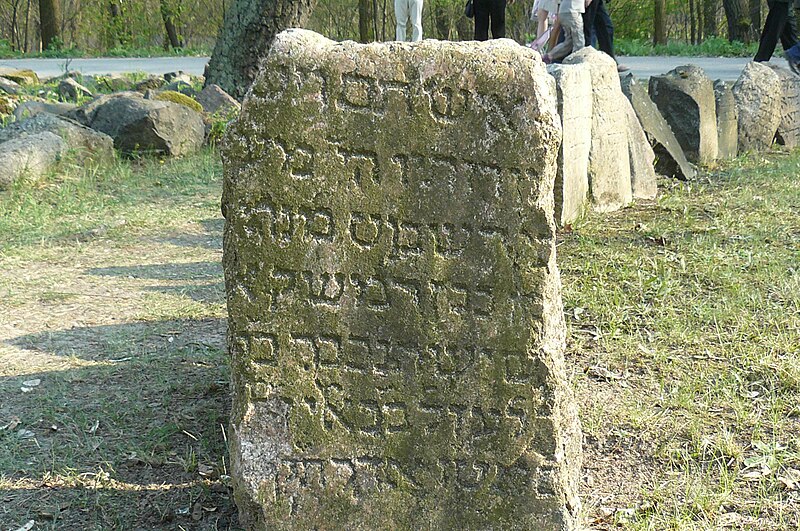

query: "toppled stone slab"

left=733, top=62, right=781, bottom=153
left=713, top=80, right=738, bottom=160
left=13, top=100, right=77, bottom=121
left=0, top=112, right=113, bottom=162
left=768, top=65, right=800, bottom=149
left=0, top=131, right=65, bottom=189
left=58, top=78, right=94, bottom=100
left=620, top=73, right=696, bottom=180
left=564, top=47, right=632, bottom=212
left=548, top=64, right=591, bottom=225
left=0, top=76, right=20, bottom=95
left=68, top=92, right=204, bottom=157
left=649, top=65, right=718, bottom=164
left=0, top=67, right=39, bottom=86
left=196, top=84, right=241, bottom=116
left=623, top=98, right=657, bottom=199
left=223, top=29, right=582, bottom=530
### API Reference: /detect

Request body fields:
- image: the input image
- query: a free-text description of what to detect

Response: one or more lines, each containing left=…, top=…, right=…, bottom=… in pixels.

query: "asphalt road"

left=0, top=54, right=787, bottom=82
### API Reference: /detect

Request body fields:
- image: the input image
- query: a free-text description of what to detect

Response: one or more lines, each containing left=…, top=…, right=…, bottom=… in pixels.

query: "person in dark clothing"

left=582, top=0, right=629, bottom=71
left=474, top=0, right=507, bottom=40
left=754, top=0, right=800, bottom=72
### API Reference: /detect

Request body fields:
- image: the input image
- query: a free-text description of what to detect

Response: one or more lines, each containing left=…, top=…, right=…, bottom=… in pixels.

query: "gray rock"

left=713, top=80, right=738, bottom=159
left=0, top=67, right=39, bottom=86
left=0, top=112, right=113, bottom=162
left=620, top=73, right=696, bottom=180
left=0, top=77, right=20, bottom=95
left=162, top=80, right=196, bottom=97
left=134, top=76, right=167, bottom=92
left=548, top=64, right=591, bottom=225
left=768, top=65, right=800, bottom=149
left=564, top=47, right=632, bottom=212
left=0, top=131, right=66, bottom=189
left=732, top=61, right=782, bottom=153
left=196, top=84, right=241, bottom=116
left=94, top=73, right=134, bottom=92
left=223, top=29, right=582, bottom=531
left=163, top=71, right=190, bottom=83
left=68, top=92, right=204, bottom=156
left=13, top=100, right=77, bottom=121
left=58, top=77, right=94, bottom=100
left=623, top=97, right=658, bottom=199
left=649, top=65, right=718, bottom=164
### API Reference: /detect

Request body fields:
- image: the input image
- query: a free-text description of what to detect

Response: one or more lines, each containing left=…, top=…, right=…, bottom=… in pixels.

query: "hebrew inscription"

left=223, top=30, right=581, bottom=530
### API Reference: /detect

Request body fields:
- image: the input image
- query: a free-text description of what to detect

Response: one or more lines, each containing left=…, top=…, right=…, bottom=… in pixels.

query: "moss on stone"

left=154, top=90, right=203, bottom=113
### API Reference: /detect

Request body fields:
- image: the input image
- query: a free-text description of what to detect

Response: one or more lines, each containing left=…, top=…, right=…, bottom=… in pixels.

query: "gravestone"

left=547, top=64, right=592, bottom=226
left=768, top=65, right=800, bottom=149
left=649, top=65, right=718, bottom=164
left=713, top=80, right=738, bottom=160
left=222, top=29, right=581, bottom=530
left=732, top=61, right=781, bottom=153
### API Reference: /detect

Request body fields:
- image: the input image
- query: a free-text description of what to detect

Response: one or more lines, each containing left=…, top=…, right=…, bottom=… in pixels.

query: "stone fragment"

left=134, top=76, right=167, bottom=92
left=0, top=76, right=20, bottom=95
left=94, top=73, right=134, bottom=92
left=0, top=94, right=17, bottom=116
left=13, top=100, right=77, bottom=121
left=67, top=92, right=204, bottom=157
left=0, top=112, right=114, bottom=162
left=649, top=65, right=718, bottom=164
left=623, top=97, right=657, bottom=199
left=768, top=65, right=800, bottom=149
left=223, top=29, right=582, bottom=530
left=713, top=80, right=738, bottom=160
left=58, top=77, right=94, bottom=100
left=547, top=64, right=591, bottom=225
left=0, top=67, right=39, bottom=86
left=620, top=73, right=696, bottom=180
left=732, top=62, right=782, bottom=153
left=163, top=80, right=196, bottom=97
left=196, top=84, right=241, bottom=116
left=564, top=47, right=632, bottom=212
left=164, top=71, right=191, bottom=83
left=0, top=131, right=65, bottom=189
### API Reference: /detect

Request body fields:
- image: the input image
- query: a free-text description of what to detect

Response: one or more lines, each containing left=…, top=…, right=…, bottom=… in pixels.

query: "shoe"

left=542, top=54, right=553, bottom=65
left=786, top=45, right=800, bottom=75
left=616, top=63, right=630, bottom=72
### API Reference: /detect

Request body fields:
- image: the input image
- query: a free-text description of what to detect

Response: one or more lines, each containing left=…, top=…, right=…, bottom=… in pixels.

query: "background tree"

left=39, top=0, right=61, bottom=50
left=723, top=0, right=752, bottom=42
left=654, top=0, right=667, bottom=44
left=160, top=0, right=184, bottom=48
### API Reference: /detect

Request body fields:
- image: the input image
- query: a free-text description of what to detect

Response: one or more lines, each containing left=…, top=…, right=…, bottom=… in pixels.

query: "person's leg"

left=594, top=0, right=615, bottom=58
left=410, top=0, right=423, bottom=40
left=489, top=0, right=507, bottom=38
left=779, top=0, right=799, bottom=50
left=582, top=0, right=598, bottom=45
left=537, top=8, right=549, bottom=39
left=474, top=0, right=491, bottom=40
left=755, top=0, right=790, bottom=61
left=571, top=10, right=585, bottom=52
left=395, top=0, right=409, bottom=40
left=549, top=12, right=576, bottom=61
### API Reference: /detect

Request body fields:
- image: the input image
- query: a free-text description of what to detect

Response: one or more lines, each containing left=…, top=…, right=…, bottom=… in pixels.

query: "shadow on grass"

left=1, top=318, right=239, bottom=530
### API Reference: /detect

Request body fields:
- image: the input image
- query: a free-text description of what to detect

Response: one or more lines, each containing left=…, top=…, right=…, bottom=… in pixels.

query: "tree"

left=654, top=0, right=666, bottom=44
left=160, top=0, right=184, bottom=48
left=39, top=0, right=61, bottom=50
left=722, top=0, right=751, bottom=42
left=205, top=0, right=318, bottom=100
left=703, top=0, right=718, bottom=38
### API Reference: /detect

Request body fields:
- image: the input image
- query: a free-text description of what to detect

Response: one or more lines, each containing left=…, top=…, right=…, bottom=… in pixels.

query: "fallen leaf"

left=22, top=379, right=41, bottom=387
left=585, top=365, right=624, bottom=381
left=1, top=416, right=21, bottom=431
left=14, top=521, right=35, bottom=531
left=198, top=464, right=214, bottom=478
left=17, top=429, right=35, bottom=439
left=191, top=500, right=203, bottom=521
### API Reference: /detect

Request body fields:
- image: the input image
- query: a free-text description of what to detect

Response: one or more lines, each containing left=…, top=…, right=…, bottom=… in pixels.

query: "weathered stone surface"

left=0, top=76, right=21, bottom=95
left=67, top=92, right=204, bottom=156
left=713, top=80, right=738, bottom=160
left=13, top=100, right=77, bottom=121
left=620, top=73, right=696, bottom=180
left=134, top=76, right=167, bottom=92
left=622, top=97, right=657, bottom=199
left=58, top=77, right=94, bottom=100
left=563, top=47, right=632, bottom=212
left=768, top=65, right=800, bottom=149
left=196, top=84, right=241, bottom=116
left=223, top=29, right=581, bottom=530
left=0, top=112, right=114, bottom=162
left=649, top=65, right=718, bottom=164
left=164, top=71, right=191, bottom=83
left=94, top=73, right=134, bottom=92
left=0, top=67, right=39, bottom=86
left=547, top=64, right=591, bottom=225
left=0, top=94, right=16, bottom=116
left=0, top=131, right=65, bottom=189
left=163, top=79, right=196, bottom=97
left=732, top=62, right=782, bottom=153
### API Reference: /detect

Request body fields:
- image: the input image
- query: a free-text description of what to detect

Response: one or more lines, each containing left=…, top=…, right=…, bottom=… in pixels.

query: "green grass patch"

left=617, top=36, right=760, bottom=57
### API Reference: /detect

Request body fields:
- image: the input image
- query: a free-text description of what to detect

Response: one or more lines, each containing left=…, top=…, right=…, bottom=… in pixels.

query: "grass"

left=0, top=144, right=799, bottom=529
left=616, top=36, right=760, bottom=57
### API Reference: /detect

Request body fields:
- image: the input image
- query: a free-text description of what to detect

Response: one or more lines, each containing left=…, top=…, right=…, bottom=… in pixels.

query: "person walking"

left=395, top=0, right=423, bottom=41
left=582, top=0, right=629, bottom=71
left=754, top=0, right=800, bottom=72
left=474, top=0, right=509, bottom=40
left=542, top=0, right=585, bottom=63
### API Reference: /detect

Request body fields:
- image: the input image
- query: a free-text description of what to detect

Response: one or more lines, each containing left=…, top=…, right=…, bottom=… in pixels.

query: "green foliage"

left=616, top=36, right=759, bottom=57
left=154, top=90, right=204, bottom=112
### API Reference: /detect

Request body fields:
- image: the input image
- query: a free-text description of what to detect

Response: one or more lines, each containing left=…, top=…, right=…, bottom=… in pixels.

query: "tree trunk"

left=434, top=0, right=450, bottom=39
left=39, top=0, right=61, bottom=50
left=703, top=0, right=718, bottom=37
left=723, top=0, right=751, bottom=42
left=160, top=0, right=184, bottom=48
left=358, top=0, right=373, bottom=42
left=690, top=0, right=697, bottom=43
left=654, top=0, right=667, bottom=44
left=205, top=0, right=318, bottom=100
left=749, top=0, right=761, bottom=39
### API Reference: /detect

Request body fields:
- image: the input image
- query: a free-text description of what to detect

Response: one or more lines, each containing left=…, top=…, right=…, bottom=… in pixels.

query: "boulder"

left=223, top=29, right=582, bottom=530
left=547, top=64, right=591, bottom=225
left=196, top=84, right=241, bottom=116
left=623, top=98, right=658, bottom=199
left=768, top=65, right=800, bottom=149
left=58, top=77, right=94, bottom=100
left=0, top=76, right=20, bottom=95
left=68, top=92, right=204, bottom=156
left=162, top=80, right=196, bottom=97
left=732, top=62, right=782, bottom=153
left=564, top=47, right=632, bottom=212
left=713, top=80, right=738, bottom=160
left=94, top=73, right=134, bottom=92
left=0, top=67, right=40, bottom=86
left=0, top=112, right=114, bottom=162
left=164, top=71, right=191, bottom=83
left=134, top=76, right=167, bottom=92
left=13, top=100, right=77, bottom=121
left=649, top=65, right=718, bottom=164
left=0, top=132, right=65, bottom=189
left=620, top=73, right=696, bottom=180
